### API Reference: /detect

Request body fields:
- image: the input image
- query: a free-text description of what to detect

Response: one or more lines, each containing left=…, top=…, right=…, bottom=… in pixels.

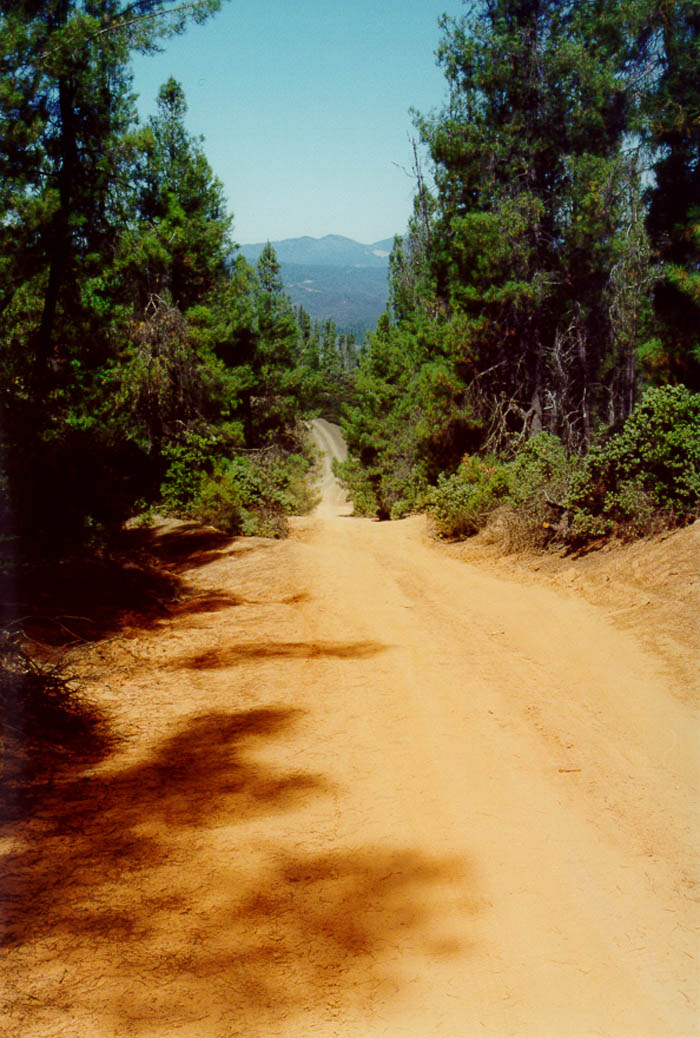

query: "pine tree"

left=240, top=243, right=300, bottom=445
left=415, top=0, right=650, bottom=443
left=644, top=0, right=700, bottom=389
left=0, top=1, right=223, bottom=386
left=120, top=76, right=233, bottom=313
left=0, top=0, right=224, bottom=544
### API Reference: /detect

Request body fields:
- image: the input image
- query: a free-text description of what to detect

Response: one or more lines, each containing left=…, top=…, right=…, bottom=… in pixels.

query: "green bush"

left=427, top=388, right=700, bottom=548
left=333, top=456, right=379, bottom=517
left=159, top=424, right=317, bottom=538
left=427, top=433, right=574, bottom=544
left=160, top=433, right=211, bottom=512
left=335, top=447, right=429, bottom=520
left=500, top=432, right=574, bottom=549
left=190, top=450, right=315, bottom=538
left=428, top=455, right=509, bottom=538
left=566, top=385, right=700, bottom=541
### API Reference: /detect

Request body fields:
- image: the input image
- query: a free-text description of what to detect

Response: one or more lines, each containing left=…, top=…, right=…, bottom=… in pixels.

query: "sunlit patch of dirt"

left=446, top=518, right=700, bottom=700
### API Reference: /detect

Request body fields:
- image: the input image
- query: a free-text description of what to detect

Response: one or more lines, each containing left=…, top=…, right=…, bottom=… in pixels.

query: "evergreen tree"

left=0, top=0, right=224, bottom=544
left=296, top=305, right=312, bottom=354
left=0, top=0, right=223, bottom=387
left=242, top=243, right=300, bottom=445
left=643, top=0, right=700, bottom=389
left=414, top=0, right=649, bottom=444
left=339, top=0, right=685, bottom=520
left=119, top=76, right=233, bottom=313
left=320, top=319, right=339, bottom=377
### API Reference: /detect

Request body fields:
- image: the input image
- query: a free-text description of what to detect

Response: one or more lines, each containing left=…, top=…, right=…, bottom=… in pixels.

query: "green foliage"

left=189, top=449, right=316, bottom=538
left=428, top=456, right=509, bottom=539
left=118, top=76, right=234, bottom=314
left=426, top=390, right=700, bottom=548
left=0, top=7, right=319, bottom=552
left=497, top=433, right=575, bottom=550
left=332, top=456, right=379, bottom=518
left=160, top=433, right=213, bottom=512
left=566, top=386, right=700, bottom=540
left=427, top=433, right=574, bottom=545
left=341, top=0, right=698, bottom=550
left=192, top=456, right=279, bottom=537
left=0, top=2, right=240, bottom=550
left=413, top=0, right=650, bottom=441
left=338, top=313, right=483, bottom=519
left=643, top=1, right=700, bottom=390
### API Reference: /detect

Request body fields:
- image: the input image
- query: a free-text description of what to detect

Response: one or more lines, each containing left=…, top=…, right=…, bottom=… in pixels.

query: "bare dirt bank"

left=2, top=422, right=698, bottom=1037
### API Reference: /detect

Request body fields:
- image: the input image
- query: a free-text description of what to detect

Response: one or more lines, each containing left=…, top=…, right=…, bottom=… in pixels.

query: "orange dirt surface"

left=2, top=419, right=699, bottom=1037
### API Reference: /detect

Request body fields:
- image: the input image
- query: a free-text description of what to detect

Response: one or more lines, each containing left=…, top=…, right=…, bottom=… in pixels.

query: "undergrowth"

left=158, top=428, right=317, bottom=537
left=0, top=628, right=114, bottom=804
left=423, top=385, right=700, bottom=549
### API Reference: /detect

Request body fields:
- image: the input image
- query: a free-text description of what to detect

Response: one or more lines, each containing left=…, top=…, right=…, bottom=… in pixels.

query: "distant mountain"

left=238, top=234, right=395, bottom=337
left=239, top=234, right=394, bottom=269
left=281, top=263, right=389, bottom=340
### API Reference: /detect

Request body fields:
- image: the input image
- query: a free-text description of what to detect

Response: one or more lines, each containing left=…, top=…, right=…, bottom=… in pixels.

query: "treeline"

left=0, top=0, right=349, bottom=553
left=339, top=0, right=700, bottom=545
left=296, top=309, right=359, bottom=418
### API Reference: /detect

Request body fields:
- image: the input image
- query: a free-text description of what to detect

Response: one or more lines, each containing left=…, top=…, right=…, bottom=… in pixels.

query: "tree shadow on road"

left=0, top=520, right=281, bottom=804
left=1, top=702, right=477, bottom=1037
left=106, top=846, right=475, bottom=1035
left=1, top=520, right=268, bottom=650
left=174, top=639, right=388, bottom=670
left=0, top=707, right=321, bottom=948
left=120, top=522, right=243, bottom=573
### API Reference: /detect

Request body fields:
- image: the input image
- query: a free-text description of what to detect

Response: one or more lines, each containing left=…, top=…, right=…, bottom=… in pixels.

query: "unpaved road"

left=2, top=420, right=699, bottom=1037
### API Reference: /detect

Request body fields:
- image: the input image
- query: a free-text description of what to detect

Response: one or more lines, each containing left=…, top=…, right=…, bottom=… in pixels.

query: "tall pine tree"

left=644, top=0, right=700, bottom=389
left=0, top=0, right=224, bottom=544
left=414, top=0, right=649, bottom=444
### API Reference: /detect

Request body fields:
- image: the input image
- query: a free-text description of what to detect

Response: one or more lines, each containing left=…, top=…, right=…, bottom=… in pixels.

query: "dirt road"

left=2, top=421, right=699, bottom=1037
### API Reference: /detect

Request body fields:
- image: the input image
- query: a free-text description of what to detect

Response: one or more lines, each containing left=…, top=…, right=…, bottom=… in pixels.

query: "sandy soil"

left=2, top=419, right=699, bottom=1037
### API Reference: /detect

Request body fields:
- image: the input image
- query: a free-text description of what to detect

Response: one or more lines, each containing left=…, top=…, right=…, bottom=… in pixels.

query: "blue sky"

left=130, top=0, right=458, bottom=245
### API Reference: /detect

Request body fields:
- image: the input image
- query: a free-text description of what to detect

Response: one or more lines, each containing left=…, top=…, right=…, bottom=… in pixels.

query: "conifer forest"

left=1, top=0, right=699, bottom=553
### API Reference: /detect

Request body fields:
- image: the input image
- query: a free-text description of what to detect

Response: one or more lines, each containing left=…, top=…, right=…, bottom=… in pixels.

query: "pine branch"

left=39, top=1, right=217, bottom=65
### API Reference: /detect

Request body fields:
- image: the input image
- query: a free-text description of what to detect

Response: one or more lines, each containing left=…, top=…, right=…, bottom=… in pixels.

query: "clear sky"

left=130, top=0, right=458, bottom=245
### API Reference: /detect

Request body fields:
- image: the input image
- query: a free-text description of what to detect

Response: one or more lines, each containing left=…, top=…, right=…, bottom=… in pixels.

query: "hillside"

left=239, top=234, right=393, bottom=338
left=239, top=234, right=393, bottom=268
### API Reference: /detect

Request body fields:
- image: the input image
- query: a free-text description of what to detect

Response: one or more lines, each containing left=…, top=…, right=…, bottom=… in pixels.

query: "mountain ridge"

left=239, top=233, right=394, bottom=269
left=239, top=234, right=395, bottom=337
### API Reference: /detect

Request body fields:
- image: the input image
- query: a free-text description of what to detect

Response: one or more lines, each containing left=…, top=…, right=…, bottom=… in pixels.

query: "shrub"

left=335, top=447, right=429, bottom=520
left=190, top=450, right=315, bottom=538
left=500, top=432, right=574, bottom=550
left=566, top=385, right=700, bottom=541
left=160, top=433, right=211, bottom=512
left=427, top=434, right=574, bottom=545
left=428, top=455, right=509, bottom=538
left=334, top=456, right=379, bottom=517
left=428, top=388, right=700, bottom=548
